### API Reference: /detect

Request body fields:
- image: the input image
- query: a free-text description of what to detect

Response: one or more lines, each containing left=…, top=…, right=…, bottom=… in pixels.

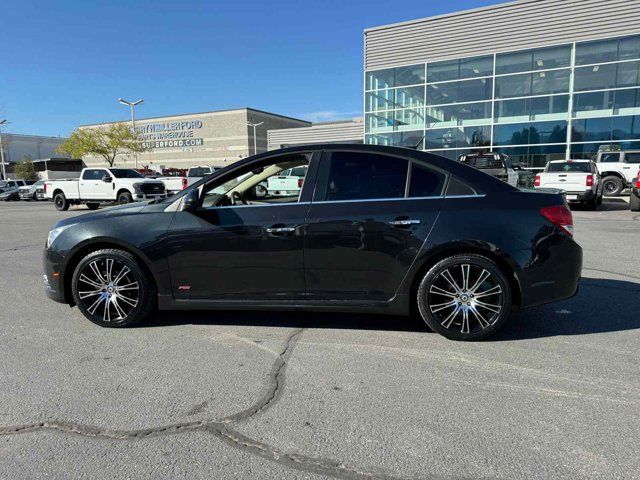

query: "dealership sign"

left=137, top=119, right=204, bottom=150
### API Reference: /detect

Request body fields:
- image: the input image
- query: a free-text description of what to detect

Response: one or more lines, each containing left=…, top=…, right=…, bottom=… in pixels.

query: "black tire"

left=597, top=194, right=603, bottom=205
left=602, top=176, right=624, bottom=196
left=71, top=249, right=156, bottom=328
left=631, top=193, right=640, bottom=212
left=54, top=192, right=69, bottom=211
left=117, top=191, right=133, bottom=204
left=417, top=254, right=512, bottom=341
left=86, top=202, right=100, bottom=210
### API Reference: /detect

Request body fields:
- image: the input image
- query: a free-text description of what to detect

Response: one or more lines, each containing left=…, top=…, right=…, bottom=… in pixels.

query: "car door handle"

left=266, top=226, right=296, bottom=234
left=389, top=219, right=421, bottom=227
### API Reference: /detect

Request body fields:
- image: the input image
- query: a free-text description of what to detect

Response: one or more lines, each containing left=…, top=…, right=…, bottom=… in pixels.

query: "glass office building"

left=365, top=34, right=640, bottom=169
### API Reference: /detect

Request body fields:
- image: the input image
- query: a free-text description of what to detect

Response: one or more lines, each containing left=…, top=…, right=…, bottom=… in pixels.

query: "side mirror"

left=102, top=175, right=112, bottom=183
left=182, top=188, right=200, bottom=213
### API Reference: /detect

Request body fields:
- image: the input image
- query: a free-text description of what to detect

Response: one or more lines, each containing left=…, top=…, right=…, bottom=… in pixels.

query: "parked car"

left=630, top=168, right=640, bottom=212
left=19, top=180, right=45, bottom=200
left=534, top=160, right=603, bottom=210
left=458, top=152, right=534, bottom=187
left=43, top=167, right=167, bottom=211
left=594, top=150, right=640, bottom=196
left=43, top=145, right=582, bottom=341
left=0, top=179, right=27, bottom=201
left=266, top=165, right=307, bottom=196
left=159, top=166, right=220, bottom=195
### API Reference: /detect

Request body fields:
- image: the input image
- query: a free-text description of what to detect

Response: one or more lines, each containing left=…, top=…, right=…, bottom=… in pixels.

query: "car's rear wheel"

left=417, top=254, right=512, bottom=341
left=71, top=249, right=156, bottom=327
left=631, top=193, right=640, bottom=212
left=602, top=176, right=624, bottom=196
left=54, top=193, right=69, bottom=211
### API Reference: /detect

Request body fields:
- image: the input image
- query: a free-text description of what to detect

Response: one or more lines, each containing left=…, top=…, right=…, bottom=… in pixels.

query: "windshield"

left=546, top=162, right=591, bottom=173
left=110, top=169, right=144, bottom=179
left=188, top=167, right=211, bottom=177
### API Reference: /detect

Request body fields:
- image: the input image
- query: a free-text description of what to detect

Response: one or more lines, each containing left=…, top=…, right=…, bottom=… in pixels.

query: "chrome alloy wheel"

left=76, top=258, right=139, bottom=322
left=428, top=264, right=503, bottom=335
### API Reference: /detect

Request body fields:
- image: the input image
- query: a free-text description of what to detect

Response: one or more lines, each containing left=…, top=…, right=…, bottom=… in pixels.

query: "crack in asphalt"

left=0, top=327, right=415, bottom=480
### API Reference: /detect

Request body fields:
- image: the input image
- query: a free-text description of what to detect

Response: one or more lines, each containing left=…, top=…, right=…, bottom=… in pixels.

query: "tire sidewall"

left=71, top=249, right=152, bottom=327
left=117, top=192, right=133, bottom=204
left=54, top=193, right=68, bottom=211
left=417, top=254, right=512, bottom=341
left=602, top=176, right=623, bottom=196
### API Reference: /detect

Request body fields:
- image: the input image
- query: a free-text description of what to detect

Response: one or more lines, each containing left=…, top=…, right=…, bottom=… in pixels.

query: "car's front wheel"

left=417, top=254, right=512, bottom=341
left=71, top=249, right=156, bottom=327
left=117, top=191, right=133, bottom=204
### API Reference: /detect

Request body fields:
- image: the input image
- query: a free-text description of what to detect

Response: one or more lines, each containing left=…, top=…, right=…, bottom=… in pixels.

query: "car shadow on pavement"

left=494, top=276, right=640, bottom=341
left=145, top=277, right=640, bottom=340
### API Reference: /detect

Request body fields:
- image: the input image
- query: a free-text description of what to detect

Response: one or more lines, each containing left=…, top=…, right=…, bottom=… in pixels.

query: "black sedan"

left=43, top=145, right=582, bottom=341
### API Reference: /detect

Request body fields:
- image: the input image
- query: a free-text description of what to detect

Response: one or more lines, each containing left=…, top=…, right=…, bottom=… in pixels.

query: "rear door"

left=79, top=169, right=112, bottom=199
left=303, top=150, right=445, bottom=302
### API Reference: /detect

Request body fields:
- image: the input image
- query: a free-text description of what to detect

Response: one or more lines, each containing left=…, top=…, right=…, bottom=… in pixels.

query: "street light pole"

left=0, top=120, right=7, bottom=180
left=246, top=122, right=264, bottom=156
left=118, top=98, right=144, bottom=168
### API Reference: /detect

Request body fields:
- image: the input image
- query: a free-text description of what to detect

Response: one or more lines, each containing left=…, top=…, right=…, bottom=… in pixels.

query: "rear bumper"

left=563, top=190, right=596, bottom=202
left=518, top=232, right=583, bottom=309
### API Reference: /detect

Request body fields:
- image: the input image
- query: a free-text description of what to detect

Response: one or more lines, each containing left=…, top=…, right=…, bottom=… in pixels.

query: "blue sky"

left=1, top=0, right=504, bottom=137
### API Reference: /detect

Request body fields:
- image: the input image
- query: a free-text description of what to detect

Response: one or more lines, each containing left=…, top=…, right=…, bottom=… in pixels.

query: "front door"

left=166, top=151, right=318, bottom=301
left=304, top=150, right=445, bottom=302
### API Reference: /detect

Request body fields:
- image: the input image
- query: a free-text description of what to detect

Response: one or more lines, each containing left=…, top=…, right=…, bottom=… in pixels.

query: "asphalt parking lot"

left=1, top=199, right=639, bottom=480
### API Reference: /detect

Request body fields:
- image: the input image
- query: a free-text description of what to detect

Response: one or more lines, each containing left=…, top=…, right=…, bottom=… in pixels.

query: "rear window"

left=461, top=155, right=504, bottom=170
left=546, top=162, right=591, bottom=172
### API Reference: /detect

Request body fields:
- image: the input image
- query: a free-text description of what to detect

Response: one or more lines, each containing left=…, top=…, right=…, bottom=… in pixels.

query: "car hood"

left=53, top=202, right=148, bottom=229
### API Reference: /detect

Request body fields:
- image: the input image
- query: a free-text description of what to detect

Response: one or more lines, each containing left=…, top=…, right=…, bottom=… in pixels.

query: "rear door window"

left=322, top=152, right=408, bottom=201
left=82, top=169, right=105, bottom=180
left=408, top=163, right=446, bottom=197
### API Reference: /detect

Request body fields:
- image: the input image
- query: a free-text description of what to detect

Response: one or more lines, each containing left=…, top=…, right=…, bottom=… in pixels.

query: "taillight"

left=298, top=178, right=303, bottom=189
left=534, top=174, right=541, bottom=187
left=43, top=182, right=47, bottom=193
left=586, top=174, right=594, bottom=187
left=636, top=171, right=640, bottom=188
left=182, top=177, right=188, bottom=189
left=540, top=205, right=573, bottom=236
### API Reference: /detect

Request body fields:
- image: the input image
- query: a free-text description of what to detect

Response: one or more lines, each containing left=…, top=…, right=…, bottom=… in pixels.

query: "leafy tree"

left=14, top=154, right=38, bottom=181
left=57, top=123, right=147, bottom=167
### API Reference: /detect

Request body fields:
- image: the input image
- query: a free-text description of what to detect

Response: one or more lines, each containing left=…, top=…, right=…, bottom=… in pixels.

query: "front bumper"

left=19, top=191, right=34, bottom=200
left=135, top=193, right=167, bottom=201
left=43, top=248, right=67, bottom=304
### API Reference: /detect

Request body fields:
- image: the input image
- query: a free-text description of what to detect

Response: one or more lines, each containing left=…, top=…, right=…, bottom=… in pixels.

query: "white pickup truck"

left=44, top=167, right=167, bottom=211
left=159, top=165, right=220, bottom=195
left=266, top=166, right=307, bottom=197
left=534, top=160, right=603, bottom=210
left=595, top=150, right=640, bottom=196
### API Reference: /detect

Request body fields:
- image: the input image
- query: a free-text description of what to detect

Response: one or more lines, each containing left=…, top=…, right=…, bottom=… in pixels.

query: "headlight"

left=133, top=183, right=143, bottom=194
left=46, top=225, right=70, bottom=248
